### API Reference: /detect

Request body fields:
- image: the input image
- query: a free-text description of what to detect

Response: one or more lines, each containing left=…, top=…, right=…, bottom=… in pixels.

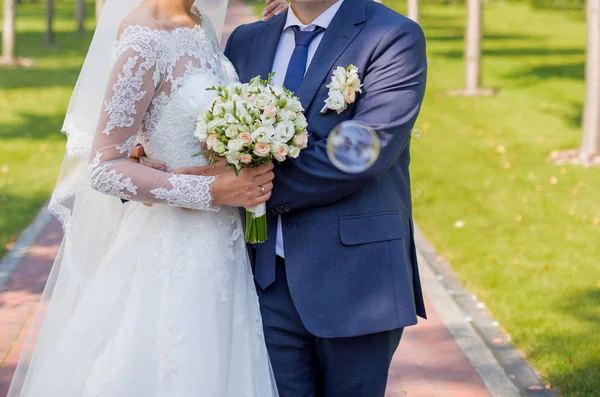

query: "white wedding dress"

left=9, top=20, right=278, bottom=397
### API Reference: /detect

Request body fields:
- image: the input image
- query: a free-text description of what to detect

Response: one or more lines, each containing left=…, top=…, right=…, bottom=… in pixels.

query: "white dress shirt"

left=271, top=0, right=344, bottom=258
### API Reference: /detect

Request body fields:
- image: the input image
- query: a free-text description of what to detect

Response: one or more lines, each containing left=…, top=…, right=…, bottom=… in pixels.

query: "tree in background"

left=1, top=0, right=16, bottom=65
left=465, top=0, right=481, bottom=95
left=96, top=0, right=103, bottom=18
left=580, top=0, right=600, bottom=162
left=45, top=0, right=55, bottom=46
left=449, top=0, right=494, bottom=96
left=76, top=0, right=85, bottom=32
left=407, top=0, right=419, bottom=23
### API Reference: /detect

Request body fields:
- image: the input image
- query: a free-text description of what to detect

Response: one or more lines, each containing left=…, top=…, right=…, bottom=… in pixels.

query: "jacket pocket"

left=339, top=212, right=405, bottom=246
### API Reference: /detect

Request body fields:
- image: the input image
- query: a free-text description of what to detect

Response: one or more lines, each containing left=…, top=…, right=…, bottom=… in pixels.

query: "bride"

left=7, top=0, right=288, bottom=395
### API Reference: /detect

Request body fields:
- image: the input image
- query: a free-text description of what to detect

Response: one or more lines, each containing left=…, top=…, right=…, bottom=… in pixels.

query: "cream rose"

left=343, top=86, right=357, bottom=104
left=254, top=141, right=271, bottom=157
left=206, top=133, right=218, bottom=149
left=240, top=154, right=253, bottom=164
left=245, top=94, right=257, bottom=105
left=293, top=133, right=308, bottom=149
left=263, top=106, right=278, bottom=119
left=239, top=131, right=253, bottom=145
left=271, top=142, right=289, bottom=162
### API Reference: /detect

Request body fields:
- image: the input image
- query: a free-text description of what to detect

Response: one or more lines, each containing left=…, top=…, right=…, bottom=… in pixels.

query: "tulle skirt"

left=11, top=202, right=278, bottom=397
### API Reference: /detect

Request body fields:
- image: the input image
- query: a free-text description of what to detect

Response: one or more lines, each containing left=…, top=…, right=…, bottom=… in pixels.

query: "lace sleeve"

left=88, top=44, right=219, bottom=211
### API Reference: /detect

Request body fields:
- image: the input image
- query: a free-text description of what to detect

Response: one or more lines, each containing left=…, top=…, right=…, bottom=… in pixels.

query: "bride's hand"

left=175, top=163, right=275, bottom=208
left=262, top=0, right=288, bottom=22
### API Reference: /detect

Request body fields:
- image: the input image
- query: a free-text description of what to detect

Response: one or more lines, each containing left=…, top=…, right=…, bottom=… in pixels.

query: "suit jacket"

left=225, top=0, right=428, bottom=338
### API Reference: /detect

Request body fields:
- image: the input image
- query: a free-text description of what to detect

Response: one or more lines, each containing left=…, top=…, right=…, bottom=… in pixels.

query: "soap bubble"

left=327, top=121, right=380, bottom=173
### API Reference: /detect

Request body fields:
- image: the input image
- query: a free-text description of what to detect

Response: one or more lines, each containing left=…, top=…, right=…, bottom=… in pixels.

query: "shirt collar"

left=284, top=0, right=344, bottom=31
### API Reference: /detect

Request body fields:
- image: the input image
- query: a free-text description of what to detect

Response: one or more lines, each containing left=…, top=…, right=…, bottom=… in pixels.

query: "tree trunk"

left=581, top=0, right=600, bottom=157
left=95, top=0, right=103, bottom=18
left=465, top=0, right=482, bottom=94
left=76, top=0, right=85, bottom=32
left=2, top=0, right=16, bottom=64
left=45, top=0, right=54, bottom=46
left=407, top=0, right=419, bottom=23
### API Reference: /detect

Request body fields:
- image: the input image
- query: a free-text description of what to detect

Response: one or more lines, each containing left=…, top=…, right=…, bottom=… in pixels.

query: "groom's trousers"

left=256, top=257, right=403, bottom=397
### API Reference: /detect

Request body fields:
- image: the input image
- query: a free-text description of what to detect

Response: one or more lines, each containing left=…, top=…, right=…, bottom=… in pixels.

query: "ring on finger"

left=259, top=185, right=265, bottom=195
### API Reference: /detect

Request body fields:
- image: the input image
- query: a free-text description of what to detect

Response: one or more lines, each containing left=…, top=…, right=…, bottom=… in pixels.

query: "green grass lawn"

left=0, top=1, right=95, bottom=257
left=1, top=0, right=599, bottom=396
left=383, top=2, right=599, bottom=396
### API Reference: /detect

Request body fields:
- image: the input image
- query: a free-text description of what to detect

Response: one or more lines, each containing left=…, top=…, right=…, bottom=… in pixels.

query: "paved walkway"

left=0, top=2, right=515, bottom=397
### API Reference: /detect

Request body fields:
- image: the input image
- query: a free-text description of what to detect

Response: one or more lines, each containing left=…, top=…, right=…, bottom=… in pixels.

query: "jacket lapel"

left=297, top=0, right=367, bottom=111
left=246, top=12, right=288, bottom=82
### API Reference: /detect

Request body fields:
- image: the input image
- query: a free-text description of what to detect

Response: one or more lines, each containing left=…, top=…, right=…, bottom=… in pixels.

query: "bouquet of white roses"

left=194, top=74, right=309, bottom=243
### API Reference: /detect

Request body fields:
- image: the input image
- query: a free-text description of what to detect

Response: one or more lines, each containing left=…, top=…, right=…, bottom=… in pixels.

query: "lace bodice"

left=89, top=21, right=238, bottom=210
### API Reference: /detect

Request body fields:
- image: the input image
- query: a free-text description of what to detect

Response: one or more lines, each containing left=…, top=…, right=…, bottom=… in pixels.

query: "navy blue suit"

left=225, top=0, right=427, bottom=395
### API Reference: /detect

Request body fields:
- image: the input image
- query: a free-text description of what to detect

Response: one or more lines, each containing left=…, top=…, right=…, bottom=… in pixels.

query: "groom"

left=225, top=0, right=428, bottom=395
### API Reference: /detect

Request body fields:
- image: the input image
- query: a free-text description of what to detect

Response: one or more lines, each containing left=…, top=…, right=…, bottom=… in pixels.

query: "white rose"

left=239, top=131, right=253, bottom=145
left=223, top=100, right=235, bottom=113
left=213, top=103, right=225, bottom=116
left=333, top=67, right=347, bottom=85
left=224, top=113, right=237, bottom=124
left=235, top=101, right=250, bottom=118
left=195, top=120, right=208, bottom=140
left=206, top=133, right=218, bottom=149
left=254, top=141, right=271, bottom=157
left=347, top=72, right=360, bottom=89
left=225, top=125, right=242, bottom=138
left=248, top=76, right=262, bottom=89
left=207, top=118, right=226, bottom=130
left=278, top=109, right=296, bottom=122
left=324, top=90, right=347, bottom=113
left=213, top=141, right=226, bottom=155
left=328, top=76, right=344, bottom=91
left=293, top=112, right=308, bottom=131
left=260, top=114, right=276, bottom=126
left=293, top=132, right=308, bottom=149
left=288, top=146, right=301, bottom=158
left=285, top=98, right=303, bottom=113
left=252, top=125, right=275, bottom=141
left=226, top=151, right=241, bottom=167
left=274, top=121, right=296, bottom=142
left=240, top=154, right=253, bottom=164
left=254, top=93, right=271, bottom=109
left=227, top=139, right=244, bottom=152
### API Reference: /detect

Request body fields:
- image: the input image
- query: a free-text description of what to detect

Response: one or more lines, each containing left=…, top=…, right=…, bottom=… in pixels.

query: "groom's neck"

left=290, top=0, right=341, bottom=25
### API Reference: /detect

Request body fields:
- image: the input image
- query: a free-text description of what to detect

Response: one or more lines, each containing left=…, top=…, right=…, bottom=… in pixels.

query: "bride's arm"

left=88, top=48, right=220, bottom=211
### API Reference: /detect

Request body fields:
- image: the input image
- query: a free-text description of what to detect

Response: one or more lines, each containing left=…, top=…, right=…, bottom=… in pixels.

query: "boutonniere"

left=320, top=65, right=363, bottom=115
